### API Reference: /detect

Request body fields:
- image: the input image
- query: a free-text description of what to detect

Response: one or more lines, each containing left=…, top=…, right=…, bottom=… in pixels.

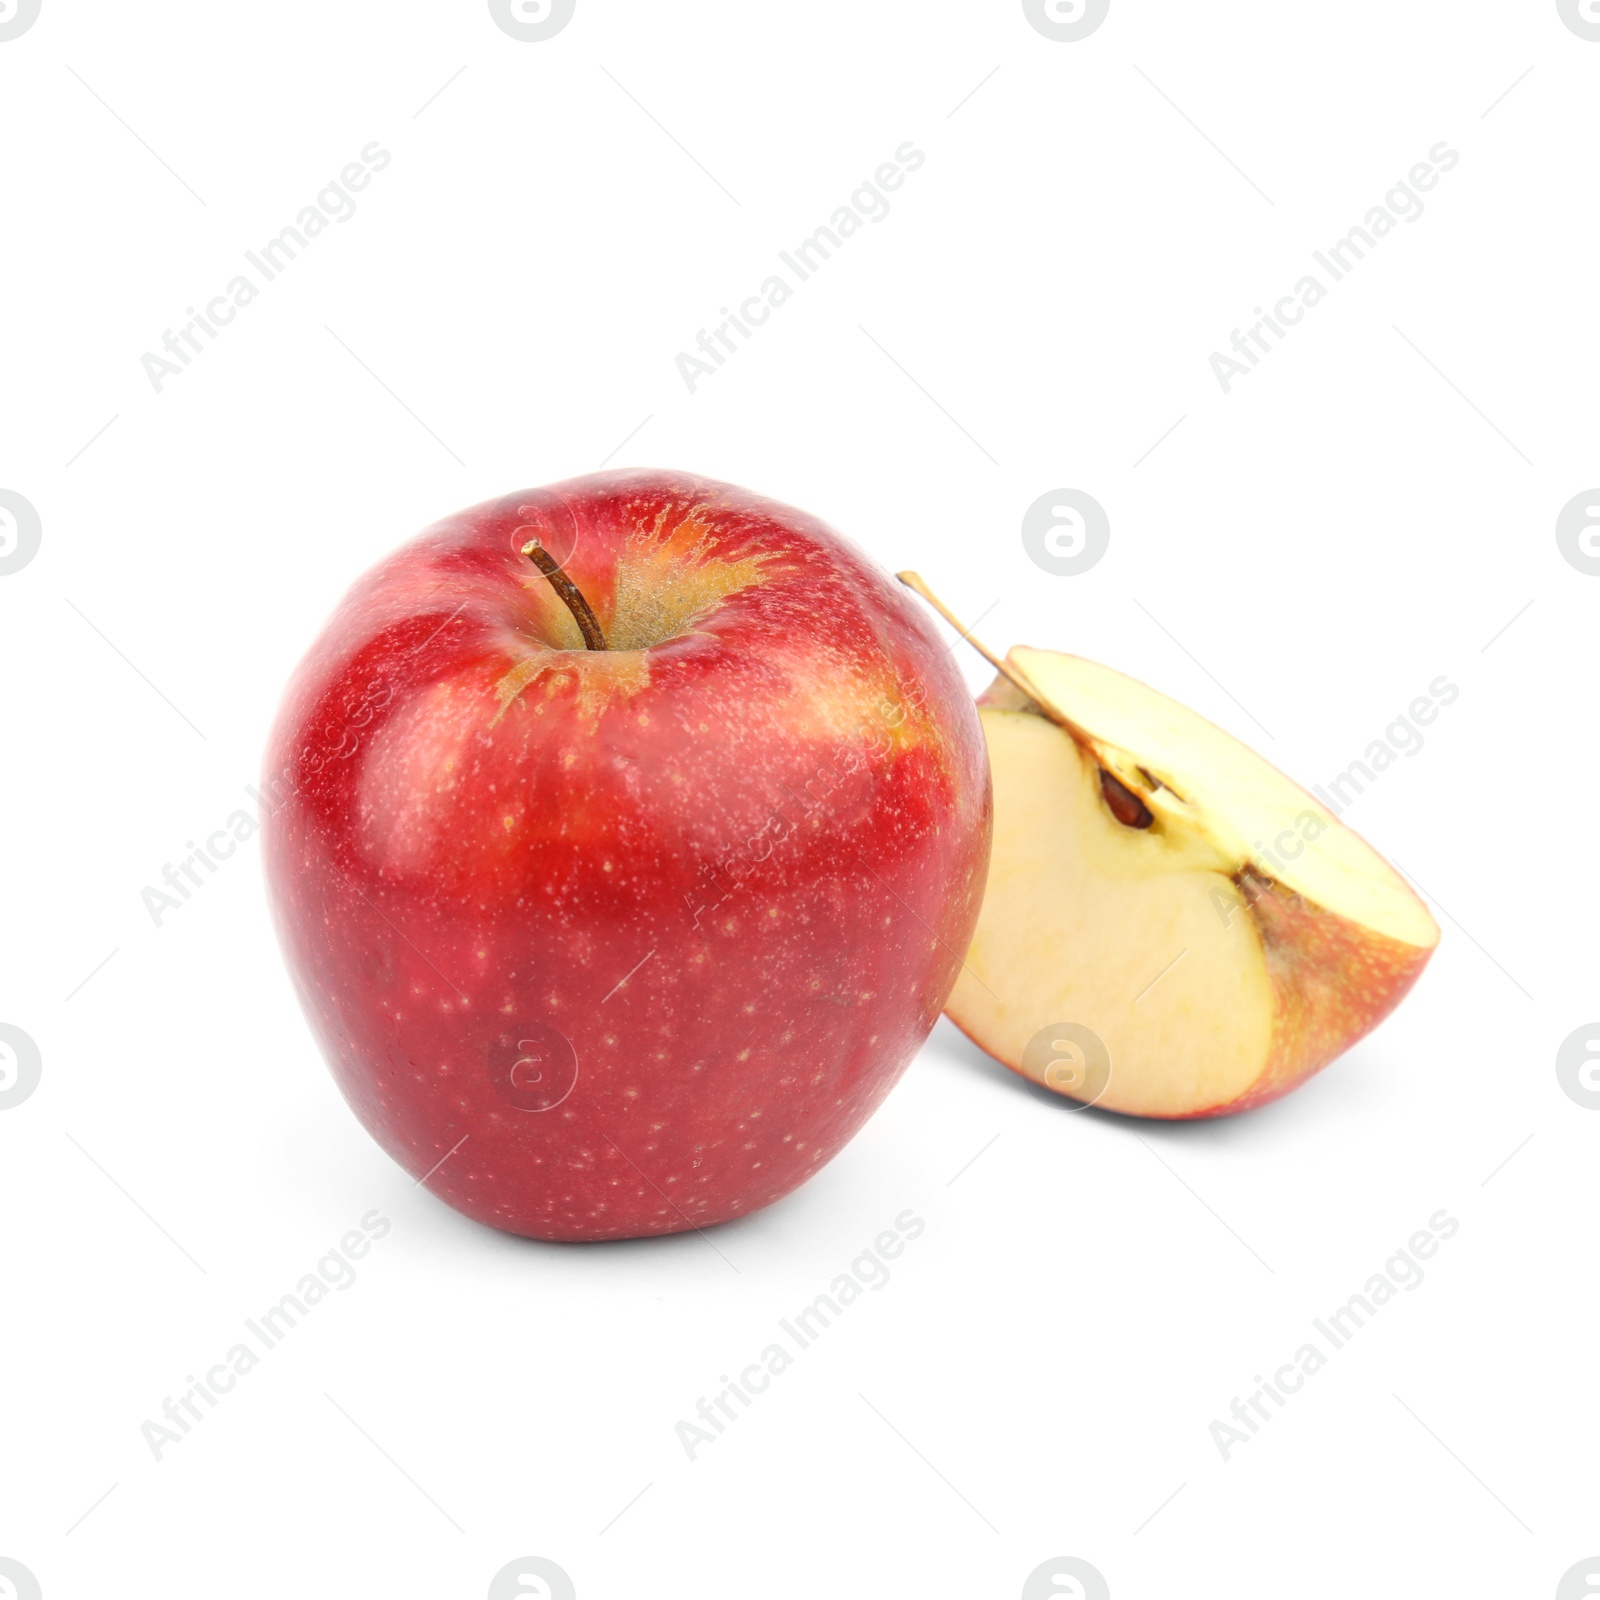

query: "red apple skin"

left=263, top=471, right=990, bottom=1242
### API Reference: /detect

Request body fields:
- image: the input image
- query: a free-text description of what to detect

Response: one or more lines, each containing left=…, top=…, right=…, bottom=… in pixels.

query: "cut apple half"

left=899, top=575, right=1439, bottom=1119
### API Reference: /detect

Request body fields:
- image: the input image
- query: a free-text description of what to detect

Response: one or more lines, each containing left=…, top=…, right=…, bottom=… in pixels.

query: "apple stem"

left=897, top=569, right=1073, bottom=725
left=523, top=538, right=607, bottom=650
left=896, top=572, right=1014, bottom=679
left=895, top=571, right=1153, bottom=808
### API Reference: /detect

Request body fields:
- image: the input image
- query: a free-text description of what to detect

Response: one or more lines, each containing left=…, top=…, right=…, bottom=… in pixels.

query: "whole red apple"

left=263, top=470, right=990, bottom=1241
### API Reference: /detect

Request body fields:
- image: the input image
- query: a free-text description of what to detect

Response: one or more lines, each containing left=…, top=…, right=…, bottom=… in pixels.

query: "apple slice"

left=899, top=576, right=1439, bottom=1118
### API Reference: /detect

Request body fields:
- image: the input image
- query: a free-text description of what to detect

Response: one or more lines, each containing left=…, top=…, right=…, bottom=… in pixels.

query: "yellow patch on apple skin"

left=491, top=648, right=653, bottom=726
left=724, top=635, right=942, bottom=777
left=499, top=498, right=951, bottom=798
left=515, top=501, right=780, bottom=654
left=497, top=517, right=781, bottom=720
left=608, top=537, right=776, bottom=651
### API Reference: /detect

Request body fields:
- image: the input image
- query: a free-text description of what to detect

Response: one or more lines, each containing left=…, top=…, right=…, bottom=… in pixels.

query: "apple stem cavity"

left=522, top=538, right=607, bottom=650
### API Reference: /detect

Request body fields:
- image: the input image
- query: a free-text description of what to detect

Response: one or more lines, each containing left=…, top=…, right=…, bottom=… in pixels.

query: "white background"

left=1, top=2, right=1594, bottom=1596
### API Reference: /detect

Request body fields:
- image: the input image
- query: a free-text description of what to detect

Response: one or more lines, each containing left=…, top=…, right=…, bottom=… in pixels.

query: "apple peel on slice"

left=900, top=576, right=1439, bottom=1119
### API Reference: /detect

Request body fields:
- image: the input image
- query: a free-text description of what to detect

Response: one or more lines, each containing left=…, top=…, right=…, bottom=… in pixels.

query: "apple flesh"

left=945, top=647, right=1438, bottom=1118
left=264, top=472, right=990, bottom=1240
